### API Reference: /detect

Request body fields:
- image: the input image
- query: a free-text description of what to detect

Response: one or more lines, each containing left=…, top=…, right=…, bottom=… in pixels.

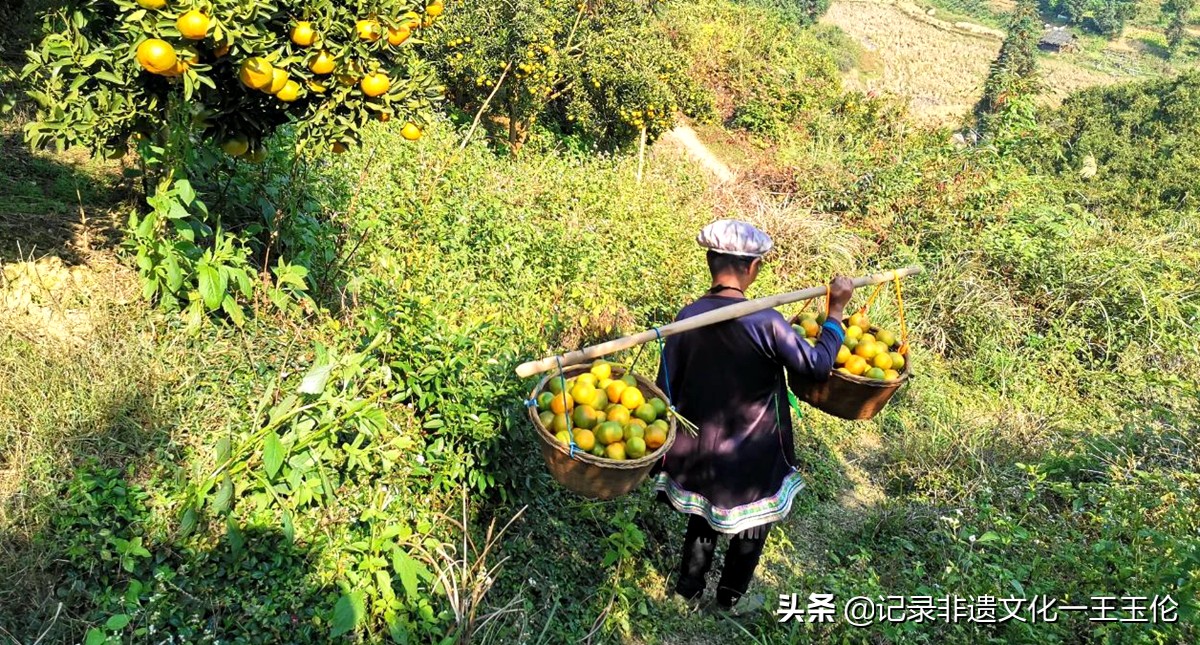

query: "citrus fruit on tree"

left=356, top=19, right=382, bottom=42
left=136, top=39, right=178, bottom=75
left=388, top=24, right=412, bottom=46
left=220, top=135, right=249, bottom=157
left=137, top=0, right=166, bottom=9
left=267, top=68, right=290, bottom=95
left=362, top=72, right=391, bottom=97
left=276, top=80, right=301, bottom=102
left=427, top=0, right=445, bottom=17
left=401, top=122, right=422, bottom=141
left=309, top=50, right=337, bottom=75
left=176, top=10, right=210, bottom=40
left=291, top=21, right=317, bottom=47
left=239, top=57, right=274, bottom=90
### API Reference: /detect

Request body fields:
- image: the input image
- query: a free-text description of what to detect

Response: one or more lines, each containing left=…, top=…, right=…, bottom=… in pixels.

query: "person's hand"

left=826, top=276, right=854, bottom=320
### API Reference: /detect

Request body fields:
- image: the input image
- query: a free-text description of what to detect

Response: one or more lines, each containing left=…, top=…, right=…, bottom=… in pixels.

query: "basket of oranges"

left=527, top=360, right=677, bottom=500
left=790, top=310, right=911, bottom=421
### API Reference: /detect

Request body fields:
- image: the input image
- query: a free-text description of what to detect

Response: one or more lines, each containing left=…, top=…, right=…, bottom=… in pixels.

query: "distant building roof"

left=1040, top=28, right=1076, bottom=47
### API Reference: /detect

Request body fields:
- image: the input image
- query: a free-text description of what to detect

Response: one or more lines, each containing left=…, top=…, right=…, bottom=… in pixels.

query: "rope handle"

left=894, top=276, right=909, bottom=355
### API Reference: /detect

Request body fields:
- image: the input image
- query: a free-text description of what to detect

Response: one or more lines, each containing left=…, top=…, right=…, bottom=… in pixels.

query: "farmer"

left=652, top=219, right=854, bottom=610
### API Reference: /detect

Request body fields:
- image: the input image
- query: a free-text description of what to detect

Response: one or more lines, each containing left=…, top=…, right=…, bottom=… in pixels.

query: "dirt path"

left=658, top=125, right=736, bottom=184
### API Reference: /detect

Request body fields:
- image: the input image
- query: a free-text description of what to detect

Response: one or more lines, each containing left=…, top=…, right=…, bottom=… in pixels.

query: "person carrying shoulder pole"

left=651, top=219, right=855, bottom=610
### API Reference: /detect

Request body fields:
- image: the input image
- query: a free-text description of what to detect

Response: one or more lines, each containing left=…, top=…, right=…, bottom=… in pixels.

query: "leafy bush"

left=427, top=0, right=711, bottom=150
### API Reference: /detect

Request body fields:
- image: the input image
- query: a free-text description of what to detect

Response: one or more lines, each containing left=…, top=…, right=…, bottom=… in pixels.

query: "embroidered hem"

left=652, top=470, right=805, bottom=534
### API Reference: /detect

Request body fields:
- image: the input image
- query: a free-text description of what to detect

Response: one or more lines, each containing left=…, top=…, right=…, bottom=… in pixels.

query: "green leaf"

left=213, top=474, right=233, bottom=514
left=222, top=294, right=246, bottom=327
left=263, top=432, right=285, bottom=479
left=329, top=591, right=365, bottom=638
left=298, top=363, right=333, bottom=395
left=105, top=614, right=130, bottom=631
left=84, top=628, right=106, bottom=645
left=977, top=531, right=1001, bottom=544
left=175, top=179, right=195, bottom=205
left=215, top=436, right=231, bottom=463
left=198, top=263, right=223, bottom=310
left=179, top=506, right=198, bottom=537
left=392, top=549, right=431, bottom=600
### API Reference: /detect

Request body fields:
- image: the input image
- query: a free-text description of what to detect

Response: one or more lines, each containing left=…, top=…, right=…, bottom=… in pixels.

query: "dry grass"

left=823, top=1, right=1001, bottom=123
left=822, top=0, right=1167, bottom=124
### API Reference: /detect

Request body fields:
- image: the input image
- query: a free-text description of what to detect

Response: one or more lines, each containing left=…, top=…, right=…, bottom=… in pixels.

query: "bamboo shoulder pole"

left=515, top=266, right=922, bottom=378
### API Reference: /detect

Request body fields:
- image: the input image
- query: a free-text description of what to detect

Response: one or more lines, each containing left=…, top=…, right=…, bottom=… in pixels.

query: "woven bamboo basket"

left=790, top=317, right=911, bottom=421
left=528, top=365, right=677, bottom=500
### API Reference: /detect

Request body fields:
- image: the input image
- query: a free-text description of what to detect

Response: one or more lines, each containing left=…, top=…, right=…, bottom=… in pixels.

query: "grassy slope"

left=1, top=0, right=1198, bottom=643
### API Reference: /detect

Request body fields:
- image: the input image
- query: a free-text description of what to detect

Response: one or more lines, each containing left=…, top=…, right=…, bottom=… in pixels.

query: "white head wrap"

left=696, top=219, right=773, bottom=258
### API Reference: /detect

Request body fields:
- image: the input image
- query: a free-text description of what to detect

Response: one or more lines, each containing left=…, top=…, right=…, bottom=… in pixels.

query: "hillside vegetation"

left=1, top=0, right=1197, bottom=643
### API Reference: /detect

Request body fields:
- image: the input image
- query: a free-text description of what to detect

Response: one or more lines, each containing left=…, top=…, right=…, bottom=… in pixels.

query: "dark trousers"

left=674, top=514, right=772, bottom=608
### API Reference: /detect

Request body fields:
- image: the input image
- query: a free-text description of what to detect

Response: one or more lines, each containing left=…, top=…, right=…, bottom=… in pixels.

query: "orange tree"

left=21, top=0, right=449, bottom=323
left=428, top=0, right=711, bottom=151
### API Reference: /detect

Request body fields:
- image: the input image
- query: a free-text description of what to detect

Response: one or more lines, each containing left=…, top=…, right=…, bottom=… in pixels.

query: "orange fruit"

left=136, top=39, right=178, bottom=75
left=883, top=369, right=900, bottom=381
left=137, top=0, right=166, bottom=9
left=605, top=406, right=631, bottom=426
left=309, top=50, right=336, bottom=74
left=176, top=10, right=210, bottom=40
left=267, top=68, right=290, bottom=94
left=403, top=11, right=421, bottom=29
left=844, top=355, right=869, bottom=376
left=549, top=392, right=574, bottom=415
left=590, top=361, right=612, bottom=381
left=595, top=422, right=623, bottom=445
left=645, top=425, right=667, bottom=450
left=576, top=373, right=598, bottom=387
left=634, top=403, right=656, bottom=424
left=555, top=430, right=571, bottom=446
left=604, top=442, right=626, bottom=460
left=620, top=374, right=638, bottom=386
left=836, top=345, right=852, bottom=364
left=854, top=340, right=880, bottom=360
left=537, top=391, right=554, bottom=410
left=620, top=387, right=645, bottom=410
left=387, top=24, right=411, bottom=46
left=550, top=413, right=569, bottom=434
left=574, top=429, right=596, bottom=451
left=377, top=111, right=391, bottom=122
left=239, top=57, right=274, bottom=90
left=400, top=122, right=422, bottom=141
left=800, top=319, right=820, bottom=338
left=213, top=42, right=231, bottom=58
left=865, top=367, right=886, bottom=380
left=290, top=21, right=316, bottom=47
left=356, top=19, right=382, bottom=41
left=845, top=325, right=863, bottom=340
left=648, top=397, right=667, bottom=418
left=876, top=329, right=897, bottom=348
left=605, top=380, right=627, bottom=404
left=538, top=410, right=554, bottom=428
left=361, top=72, right=390, bottom=97
left=572, top=404, right=598, bottom=430
left=426, top=0, right=445, bottom=17
left=624, top=423, right=645, bottom=441
left=889, top=352, right=905, bottom=370
left=570, top=382, right=597, bottom=408
left=275, top=79, right=301, bottom=102
left=860, top=333, right=876, bottom=345
left=220, top=136, right=249, bottom=157
left=872, top=352, right=893, bottom=370
left=309, top=80, right=328, bottom=93
left=849, top=312, right=869, bottom=330
left=626, top=436, right=647, bottom=459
